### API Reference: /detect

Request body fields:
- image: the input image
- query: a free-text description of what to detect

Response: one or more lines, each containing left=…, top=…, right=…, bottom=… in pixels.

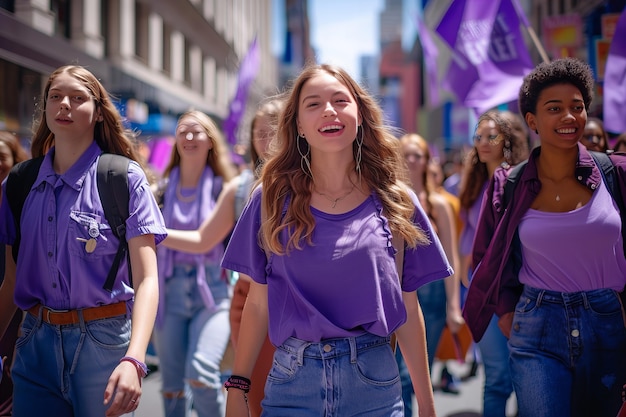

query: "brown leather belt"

left=27, top=302, right=127, bottom=325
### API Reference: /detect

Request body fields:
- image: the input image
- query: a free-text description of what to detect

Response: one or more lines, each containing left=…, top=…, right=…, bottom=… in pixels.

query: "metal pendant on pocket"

left=76, top=237, right=97, bottom=253
left=88, top=223, right=100, bottom=238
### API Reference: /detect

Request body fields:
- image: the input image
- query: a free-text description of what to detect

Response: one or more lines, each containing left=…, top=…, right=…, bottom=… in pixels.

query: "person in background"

left=581, top=116, right=609, bottom=153
left=614, top=132, right=626, bottom=153
left=153, top=110, right=236, bottom=417
left=396, top=133, right=463, bottom=411
left=0, top=131, right=29, bottom=416
left=222, top=64, right=453, bottom=417
left=459, top=110, right=528, bottom=417
left=465, top=57, right=626, bottom=417
left=0, top=65, right=166, bottom=417
left=161, top=98, right=284, bottom=417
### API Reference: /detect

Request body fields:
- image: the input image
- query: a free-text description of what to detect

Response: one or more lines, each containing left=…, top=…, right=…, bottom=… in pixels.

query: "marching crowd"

left=0, top=57, right=624, bottom=417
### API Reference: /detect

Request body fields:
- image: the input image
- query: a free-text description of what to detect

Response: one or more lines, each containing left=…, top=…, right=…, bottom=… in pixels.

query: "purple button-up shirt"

left=463, top=143, right=626, bottom=341
left=0, top=142, right=167, bottom=310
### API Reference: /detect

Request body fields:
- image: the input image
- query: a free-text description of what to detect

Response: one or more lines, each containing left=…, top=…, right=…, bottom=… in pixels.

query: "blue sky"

left=308, top=0, right=384, bottom=78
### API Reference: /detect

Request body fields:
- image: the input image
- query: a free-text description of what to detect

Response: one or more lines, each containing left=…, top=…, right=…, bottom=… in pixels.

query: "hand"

left=498, top=312, right=514, bottom=339
left=103, top=360, right=142, bottom=417
left=225, top=388, right=250, bottom=417
left=445, top=309, right=465, bottom=335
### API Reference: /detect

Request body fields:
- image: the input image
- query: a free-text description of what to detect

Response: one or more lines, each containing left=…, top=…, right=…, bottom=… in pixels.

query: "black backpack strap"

left=5, top=157, right=45, bottom=263
left=590, top=151, right=626, bottom=257
left=97, top=154, right=131, bottom=292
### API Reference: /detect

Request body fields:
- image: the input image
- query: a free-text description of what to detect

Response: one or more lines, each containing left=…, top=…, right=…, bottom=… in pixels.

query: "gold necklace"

left=176, top=182, right=197, bottom=203
left=315, top=184, right=356, bottom=208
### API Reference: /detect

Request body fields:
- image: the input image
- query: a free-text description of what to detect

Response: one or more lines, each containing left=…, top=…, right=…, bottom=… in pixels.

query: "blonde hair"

left=31, top=65, right=139, bottom=161
left=163, top=110, right=236, bottom=181
left=260, top=64, right=429, bottom=255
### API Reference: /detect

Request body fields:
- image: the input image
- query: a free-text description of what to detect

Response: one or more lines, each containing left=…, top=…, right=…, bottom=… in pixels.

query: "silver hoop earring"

left=503, top=141, right=511, bottom=162
left=355, top=126, right=363, bottom=182
left=297, top=134, right=313, bottom=178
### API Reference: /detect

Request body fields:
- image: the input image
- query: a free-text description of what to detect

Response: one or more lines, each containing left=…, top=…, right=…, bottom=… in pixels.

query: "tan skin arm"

left=104, top=234, right=159, bottom=417
left=396, top=291, right=436, bottom=417
left=225, top=277, right=269, bottom=417
left=161, top=179, right=239, bottom=254
left=430, top=194, right=464, bottom=334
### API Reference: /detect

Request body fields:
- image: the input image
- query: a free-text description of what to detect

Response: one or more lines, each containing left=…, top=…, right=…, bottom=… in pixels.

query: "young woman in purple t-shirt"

left=221, top=64, right=453, bottom=417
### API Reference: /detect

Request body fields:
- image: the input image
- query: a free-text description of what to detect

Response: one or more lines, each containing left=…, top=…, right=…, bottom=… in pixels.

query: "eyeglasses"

left=583, top=134, right=602, bottom=145
left=176, top=131, right=207, bottom=140
left=473, top=134, right=503, bottom=146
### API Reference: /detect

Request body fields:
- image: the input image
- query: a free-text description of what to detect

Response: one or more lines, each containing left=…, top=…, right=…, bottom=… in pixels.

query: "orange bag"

left=435, top=323, right=473, bottom=362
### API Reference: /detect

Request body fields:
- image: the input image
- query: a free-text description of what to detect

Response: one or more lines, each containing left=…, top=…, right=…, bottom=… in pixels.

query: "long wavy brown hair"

left=162, top=110, right=236, bottom=181
left=260, top=64, right=429, bottom=255
left=30, top=65, right=140, bottom=161
left=459, top=110, right=529, bottom=210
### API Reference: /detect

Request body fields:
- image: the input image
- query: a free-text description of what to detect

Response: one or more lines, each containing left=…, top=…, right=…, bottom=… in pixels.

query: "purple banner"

left=603, top=8, right=626, bottom=134
left=421, top=0, right=533, bottom=114
left=223, top=37, right=261, bottom=146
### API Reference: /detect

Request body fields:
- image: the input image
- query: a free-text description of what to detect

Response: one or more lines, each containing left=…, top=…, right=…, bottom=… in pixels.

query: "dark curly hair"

left=518, top=58, right=594, bottom=118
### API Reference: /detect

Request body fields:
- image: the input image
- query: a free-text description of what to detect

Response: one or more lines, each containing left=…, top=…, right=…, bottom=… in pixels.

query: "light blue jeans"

left=509, top=286, right=626, bottom=417
left=12, top=309, right=131, bottom=417
left=263, top=333, right=403, bottom=416
left=154, top=264, right=231, bottom=417
left=477, top=314, right=514, bottom=417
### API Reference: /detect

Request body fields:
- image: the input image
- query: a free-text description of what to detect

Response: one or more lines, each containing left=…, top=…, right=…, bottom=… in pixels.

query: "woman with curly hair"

left=464, top=58, right=626, bottom=417
left=221, top=64, right=453, bottom=417
left=458, top=109, right=529, bottom=417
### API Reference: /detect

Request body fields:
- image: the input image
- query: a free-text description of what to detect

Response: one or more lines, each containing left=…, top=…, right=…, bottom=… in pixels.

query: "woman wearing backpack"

left=0, top=65, right=166, bottom=417
left=153, top=110, right=237, bottom=417
left=464, top=58, right=626, bottom=417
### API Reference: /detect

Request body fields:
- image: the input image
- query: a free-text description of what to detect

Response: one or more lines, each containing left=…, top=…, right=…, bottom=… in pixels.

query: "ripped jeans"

left=509, top=286, right=626, bottom=417
left=154, top=264, right=231, bottom=417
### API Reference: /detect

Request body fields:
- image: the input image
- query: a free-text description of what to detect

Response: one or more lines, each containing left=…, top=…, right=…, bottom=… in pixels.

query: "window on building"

left=135, top=2, right=149, bottom=63
left=52, top=0, right=70, bottom=38
left=163, top=23, right=172, bottom=76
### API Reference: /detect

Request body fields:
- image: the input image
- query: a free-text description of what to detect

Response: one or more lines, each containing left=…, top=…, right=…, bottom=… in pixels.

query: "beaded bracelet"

left=224, top=375, right=251, bottom=393
left=120, top=356, right=149, bottom=378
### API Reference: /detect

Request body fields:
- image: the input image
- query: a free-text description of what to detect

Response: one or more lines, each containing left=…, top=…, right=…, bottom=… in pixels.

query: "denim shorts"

left=509, top=285, right=626, bottom=417
left=262, top=333, right=403, bottom=417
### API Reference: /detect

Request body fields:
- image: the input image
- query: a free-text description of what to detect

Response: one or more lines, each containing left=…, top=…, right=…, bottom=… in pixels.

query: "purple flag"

left=416, top=17, right=444, bottom=107
left=603, top=8, right=626, bottom=134
left=223, top=37, right=261, bottom=146
left=421, top=0, right=534, bottom=114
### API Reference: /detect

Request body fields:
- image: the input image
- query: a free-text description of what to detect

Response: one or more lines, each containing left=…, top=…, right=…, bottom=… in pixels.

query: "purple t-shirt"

left=0, top=142, right=167, bottom=310
left=518, top=178, right=626, bottom=292
left=221, top=188, right=453, bottom=346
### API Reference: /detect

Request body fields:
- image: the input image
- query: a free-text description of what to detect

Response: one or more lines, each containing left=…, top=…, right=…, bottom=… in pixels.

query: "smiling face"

left=525, top=82, right=587, bottom=151
left=473, top=119, right=505, bottom=165
left=45, top=71, right=101, bottom=144
left=296, top=72, right=361, bottom=158
left=175, top=115, right=213, bottom=163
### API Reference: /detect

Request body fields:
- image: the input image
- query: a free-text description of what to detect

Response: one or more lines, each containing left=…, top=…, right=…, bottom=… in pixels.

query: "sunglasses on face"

left=473, top=134, right=503, bottom=146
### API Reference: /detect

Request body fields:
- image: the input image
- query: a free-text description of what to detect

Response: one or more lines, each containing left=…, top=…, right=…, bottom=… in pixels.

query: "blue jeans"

left=477, top=314, right=514, bottom=417
left=12, top=309, right=131, bottom=417
left=263, top=333, right=403, bottom=416
left=396, top=280, right=447, bottom=416
left=509, top=286, right=626, bottom=417
left=154, top=264, right=231, bottom=417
